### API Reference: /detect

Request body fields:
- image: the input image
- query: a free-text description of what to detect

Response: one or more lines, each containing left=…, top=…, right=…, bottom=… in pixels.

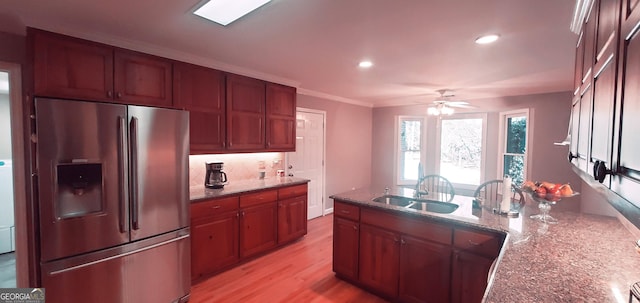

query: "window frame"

left=395, top=115, right=426, bottom=186
left=434, top=113, right=488, bottom=191
left=497, top=108, right=530, bottom=185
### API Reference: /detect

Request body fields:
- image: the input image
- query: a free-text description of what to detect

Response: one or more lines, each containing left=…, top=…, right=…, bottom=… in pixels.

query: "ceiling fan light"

left=427, top=107, right=440, bottom=116
left=441, top=106, right=455, bottom=115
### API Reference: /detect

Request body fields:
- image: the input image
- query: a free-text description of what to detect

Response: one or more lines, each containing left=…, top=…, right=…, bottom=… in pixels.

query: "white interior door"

left=287, top=109, right=325, bottom=219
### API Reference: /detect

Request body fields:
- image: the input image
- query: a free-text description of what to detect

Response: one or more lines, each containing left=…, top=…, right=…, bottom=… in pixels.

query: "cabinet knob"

left=468, top=240, right=481, bottom=246
left=400, top=239, right=406, bottom=245
left=288, top=165, right=293, bottom=169
left=288, top=173, right=294, bottom=177
left=107, top=91, right=113, bottom=98
left=353, top=225, right=358, bottom=230
left=593, top=160, right=614, bottom=183
left=568, top=151, right=577, bottom=162
left=116, top=92, right=122, bottom=99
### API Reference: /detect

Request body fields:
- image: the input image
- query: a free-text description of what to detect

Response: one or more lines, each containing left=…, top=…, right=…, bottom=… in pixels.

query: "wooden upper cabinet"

left=582, top=2, right=597, bottom=84
left=30, top=28, right=173, bottom=108
left=174, top=63, right=226, bottom=153
left=114, top=49, right=173, bottom=107
left=226, top=74, right=266, bottom=151
left=31, top=29, right=114, bottom=101
left=266, top=83, right=296, bottom=151
left=595, top=0, right=620, bottom=63
left=611, top=0, right=640, bottom=206
left=574, top=31, right=586, bottom=94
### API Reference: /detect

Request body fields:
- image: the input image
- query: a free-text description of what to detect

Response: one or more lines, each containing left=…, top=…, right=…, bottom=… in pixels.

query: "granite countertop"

left=330, top=187, right=640, bottom=302
left=190, top=177, right=309, bottom=202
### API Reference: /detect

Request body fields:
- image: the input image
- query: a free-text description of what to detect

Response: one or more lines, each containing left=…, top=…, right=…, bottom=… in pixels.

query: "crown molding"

left=296, top=88, right=372, bottom=108
left=570, top=0, right=593, bottom=34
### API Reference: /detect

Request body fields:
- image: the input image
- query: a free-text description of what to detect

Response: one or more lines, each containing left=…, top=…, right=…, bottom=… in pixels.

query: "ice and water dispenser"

left=55, top=162, right=104, bottom=219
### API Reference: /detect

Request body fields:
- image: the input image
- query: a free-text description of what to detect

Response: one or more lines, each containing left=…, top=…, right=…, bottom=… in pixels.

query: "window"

left=396, top=116, right=423, bottom=185
left=436, top=114, right=486, bottom=189
left=499, top=110, right=529, bottom=186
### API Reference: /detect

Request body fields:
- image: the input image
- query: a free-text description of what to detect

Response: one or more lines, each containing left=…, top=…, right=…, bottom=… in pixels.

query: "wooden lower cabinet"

left=332, top=200, right=502, bottom=303
left=451, top=250, right=494, bottom=303
left=399, top=236, right=452, bottom=303
left=191, top=211, right=239, bottom=281
left=277, top=195, right=308, bottom=244
left=359, top=224, right=400, bottom=298
left=191, top=183, right=308, bottom=282
left=240, top=202, right=278, bottom=258
left=332, top=217, right=359, bottom=280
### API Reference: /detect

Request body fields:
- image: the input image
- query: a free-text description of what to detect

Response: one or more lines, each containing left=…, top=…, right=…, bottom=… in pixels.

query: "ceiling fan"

left=427, top=90, right=473, bottom=116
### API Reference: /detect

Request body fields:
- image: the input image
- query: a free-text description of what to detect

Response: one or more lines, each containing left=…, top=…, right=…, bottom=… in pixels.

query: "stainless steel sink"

left=372, top=195, right=459, bottom=214
left=405, top=201, right=459, bottom=214
left=371, top=195, right=414, bottom=207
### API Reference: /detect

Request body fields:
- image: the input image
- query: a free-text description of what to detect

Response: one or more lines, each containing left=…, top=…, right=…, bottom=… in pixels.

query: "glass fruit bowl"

left=523, top=190, right=579, bottom=224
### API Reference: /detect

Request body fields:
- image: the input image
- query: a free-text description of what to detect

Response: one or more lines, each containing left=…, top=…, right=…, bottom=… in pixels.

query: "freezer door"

left=128, top=106, right=189, bottom=241
left=36, top=98, right=130, bottom=262
left=41, top=229, right=190, bottom=303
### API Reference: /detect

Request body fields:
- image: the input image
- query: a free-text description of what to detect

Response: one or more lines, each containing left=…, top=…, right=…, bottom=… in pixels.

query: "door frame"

left=0, top=61, right=29, bottom=287
left=286, top=107, right=327, bottom=216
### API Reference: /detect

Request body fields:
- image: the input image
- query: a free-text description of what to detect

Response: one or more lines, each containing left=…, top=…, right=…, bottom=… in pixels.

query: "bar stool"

left=630, top=282, right=640, bottom=303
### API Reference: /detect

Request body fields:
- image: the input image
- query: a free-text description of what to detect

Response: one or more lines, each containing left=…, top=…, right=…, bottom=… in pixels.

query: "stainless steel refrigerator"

left=35, top=98, right=190, bottom=303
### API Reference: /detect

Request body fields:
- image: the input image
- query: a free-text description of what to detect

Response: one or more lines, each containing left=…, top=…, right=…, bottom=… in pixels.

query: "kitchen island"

left=331, top=187, right=640, bottom=302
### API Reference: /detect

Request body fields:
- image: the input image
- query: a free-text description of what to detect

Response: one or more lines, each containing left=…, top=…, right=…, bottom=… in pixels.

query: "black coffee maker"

left=205, top=162, right=228, bottom=189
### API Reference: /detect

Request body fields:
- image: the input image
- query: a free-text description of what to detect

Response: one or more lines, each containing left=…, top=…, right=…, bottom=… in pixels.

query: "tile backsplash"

left=189, top=152, right=285, bottom=187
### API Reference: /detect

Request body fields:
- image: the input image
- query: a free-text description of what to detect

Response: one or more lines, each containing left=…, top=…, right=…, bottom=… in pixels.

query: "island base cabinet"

left=358, top=224, right=400, bottom=298
left=451, top=250, right=494, bottom=303
left=332, top=217, right=359, bottom=280
left=399, top=236, right=452, bottom=303
left=191, top=212, right=239, bottom=281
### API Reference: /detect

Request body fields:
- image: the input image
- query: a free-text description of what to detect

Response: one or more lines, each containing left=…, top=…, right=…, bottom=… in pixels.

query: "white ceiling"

left=0, top=0, right=578, bottom=107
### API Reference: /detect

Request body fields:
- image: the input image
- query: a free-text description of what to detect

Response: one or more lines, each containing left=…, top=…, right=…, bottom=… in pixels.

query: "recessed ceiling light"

left=358, top=61, right=373, bottom=68
left=194, top=0, right=271, bottom=26
left=475, top=34, right=500, bottom=44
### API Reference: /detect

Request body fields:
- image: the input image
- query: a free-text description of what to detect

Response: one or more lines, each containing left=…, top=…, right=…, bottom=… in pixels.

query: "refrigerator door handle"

left=130, top=116, right=140, bottom=230
left=118, top=116, right=127, bottom=233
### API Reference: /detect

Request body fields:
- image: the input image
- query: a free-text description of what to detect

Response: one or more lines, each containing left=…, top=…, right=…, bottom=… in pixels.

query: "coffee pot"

left=205, top=162, right=228, bottom=189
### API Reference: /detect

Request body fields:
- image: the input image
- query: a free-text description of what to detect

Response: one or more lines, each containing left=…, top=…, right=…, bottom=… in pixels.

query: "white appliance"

left=0, top=159, right=14, bottom=254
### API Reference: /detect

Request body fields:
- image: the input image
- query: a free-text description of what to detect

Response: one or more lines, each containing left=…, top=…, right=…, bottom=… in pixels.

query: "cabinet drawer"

left=334, top=201, right=360, bottom=221
left=191, top=196, right=239, bottom=222
left=453, top=228, right=503, bottom=258
left=278, top=184, right=308, bottom=200
left=361, top=208, right=452, bottom=245
left=240, top=189, right=278, bottom=208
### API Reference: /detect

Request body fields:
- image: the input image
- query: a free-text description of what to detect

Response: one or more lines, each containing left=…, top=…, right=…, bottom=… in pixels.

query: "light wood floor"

left=190, top=214, right=388, bottom=303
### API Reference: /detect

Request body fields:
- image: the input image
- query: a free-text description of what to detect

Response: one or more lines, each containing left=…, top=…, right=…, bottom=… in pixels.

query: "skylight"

left=194, top=0, right=271, bottom=26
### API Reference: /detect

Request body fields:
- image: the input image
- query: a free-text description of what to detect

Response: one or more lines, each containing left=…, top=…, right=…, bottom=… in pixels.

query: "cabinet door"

left=277, top=195, right=307, bottom=244
left=191, top=212, right=239, bottom=281
left=582, top=2, right=597, bottom=84
left=451, top=250, right=494, bottom=303
left=174, top=63, right=226, bottom=153
left=332, top=217, right=359, bottom=280
left=114, top=49, right=173, bottom=107
left=612, top=3, right=640, bottom=207
left=575, top=85, right=593, bottom=172
left=31, top=29, right=114, bottom=101
left=240, top=202, right=277, bottom=258
left=266, top=83, right=296, bottom=151
left=226, top=74, right=266, bottom=151
left=398, top=235, right=452, bottom=303
left=359, top=224, right=400, bottom=298
left=590, top=52, right=617, bottom=185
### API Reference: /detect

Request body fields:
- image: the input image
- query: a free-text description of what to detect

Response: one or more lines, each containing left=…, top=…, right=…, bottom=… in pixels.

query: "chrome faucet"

left=384, top=187, right=390, bottom=195
left=414, top=182, right=428, bottom=198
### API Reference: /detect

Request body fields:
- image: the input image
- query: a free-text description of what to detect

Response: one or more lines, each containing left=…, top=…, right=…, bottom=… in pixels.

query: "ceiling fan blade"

left=448, top=103, right=475, bottom=108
